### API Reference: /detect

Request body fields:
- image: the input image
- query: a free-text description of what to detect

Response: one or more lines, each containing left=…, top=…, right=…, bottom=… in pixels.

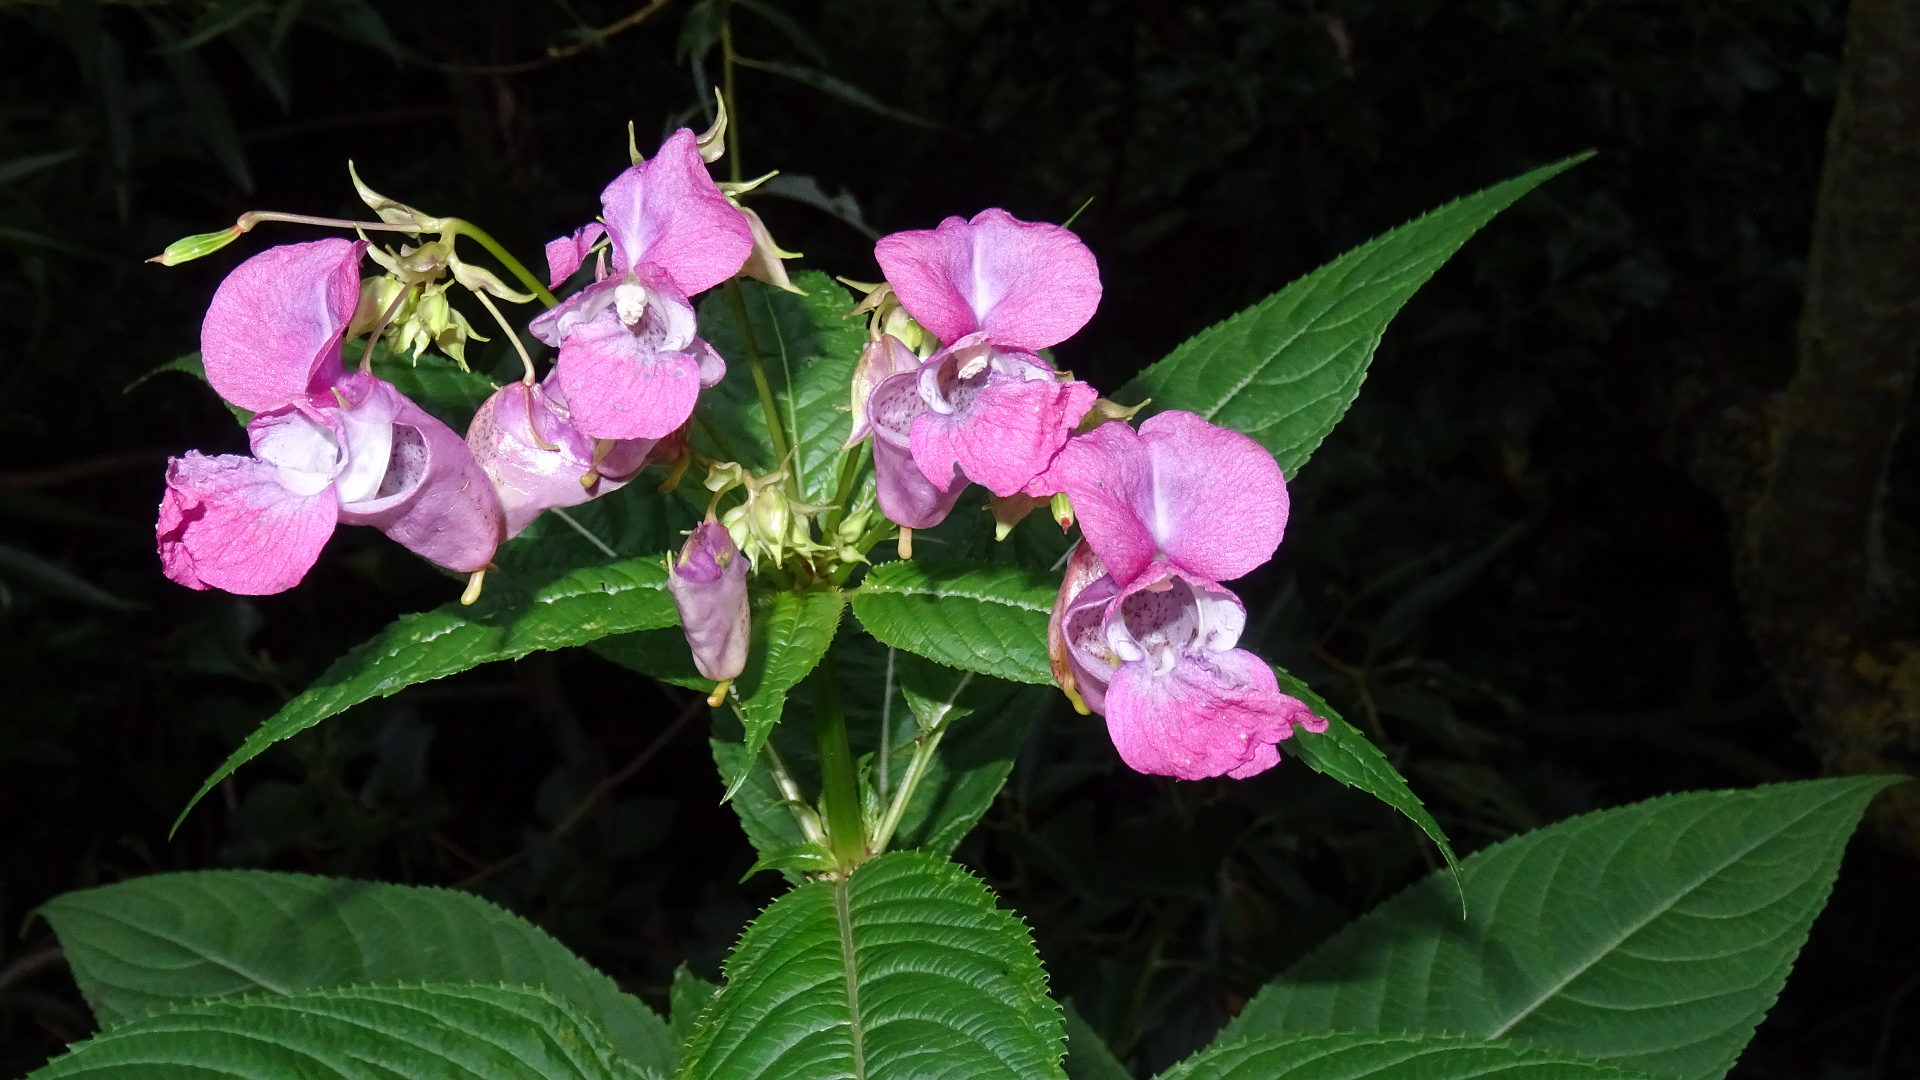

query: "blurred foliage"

left=1, top=1, right=1914, bottom=1078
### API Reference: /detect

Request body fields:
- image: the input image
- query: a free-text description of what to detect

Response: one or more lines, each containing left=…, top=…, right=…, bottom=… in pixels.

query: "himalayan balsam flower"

left=1052, top=543, right=1324, bottom=780
left=528, top=129, right=754, bottom=442
left=667, top=522, right=750, bottom=682
left=861, top=335, right=966, bottom=529
left=157, top=239, right=504, bottom=594
left=465, top=378, right=655, bottom=540
left=869, top=208, right=1102, bottom=511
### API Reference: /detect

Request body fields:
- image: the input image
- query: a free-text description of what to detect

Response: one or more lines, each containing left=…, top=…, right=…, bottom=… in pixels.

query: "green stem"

left=444, top=219, right=559, bottom=308
left=822, top=441, right=871, bottom=536
left=725, top=279, right=793, bottom=465
left=720, top=4, right=742, bottom=184
left=760, top=741, right=826, bottom=846
left=811, top=652, right=868, bottom=869
left=871, top=672, right=973, bottom=855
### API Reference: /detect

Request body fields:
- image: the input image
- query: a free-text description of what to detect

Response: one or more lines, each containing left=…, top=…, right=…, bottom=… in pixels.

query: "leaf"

left=670, top=966, right=720, bottom=1052
left=176, top=557, right=677, bottom=832
left=691, top=271, right=866, bottom=507
left=678, top=850, right=1065, bottom=1080
left=1061, top=1001, right=1130, bottom=1080
left=28, top=983, right=657, bottom=1080
left=734, top=0, right=829, bottom=65
left=146, top=15, right=255, bottom=193
left=38, top=871, right=674, bottom=1074
left=156, top=0, right=268, bottom=54
left=1216, top=776, right=1905, bottom=1080
left=301, top=0, right=402, bottom=58
left=726, top=588, right=846, bottom=800
left=0, top=543, right=143, bottom=612
left=732, top=58, right=941, bottom=130
left=1163, top=1032, right=1655, bottom=1080
left=1120, top=156, right=1587, bottom=477
left=744, top=841, right=838, bottom=878
left=852, top=560, right=1057, bottom=684
left=1273, top=667, right=1459, bottom=880
left=123, top=351, right=252, bottom=424
left=0, top=147, right=84, bottom=188
left=878, top=658, right=1041, bottom=857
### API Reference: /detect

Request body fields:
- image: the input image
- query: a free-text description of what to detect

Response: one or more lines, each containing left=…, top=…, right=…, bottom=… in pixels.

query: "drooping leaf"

left=1163, top=1031, right=1655, bottom=1080
left=176, top=557, right=677, bottom=831
left=692, top=271, right=867, bottom=507
left=1121, top=155, right=1587, bottom=477
left=38, top=871, right=674, bottom=1074
left=852, top=560, right=1056, bottom=684
left=732, top=58, right=941, bottom=130
left=28, top=983, right=657, bottom=1080
left=1273, top=667, right=1458, bottom=879
left=679, top=850, right=1065, bottom=1080
left=1217, top=775, right=1904, bottom=1080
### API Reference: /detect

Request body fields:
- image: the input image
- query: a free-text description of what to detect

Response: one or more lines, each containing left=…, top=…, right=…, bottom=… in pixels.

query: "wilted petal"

left=909, top=351, right=1096, bottom=497
left=157, top=451, right=338, bottom=595
left=333, top=375, right=505, bottom=573
left=868, top=367, right=965, bottom=528
left=201, top=238, right=366, bottom=412
left=601, top=128, right=754, bottom=296
left=874, top=208, right=1101, bottom=352
left=668, top=522, right=750, bottom=681
left=544, top=223, right=607, bottom=288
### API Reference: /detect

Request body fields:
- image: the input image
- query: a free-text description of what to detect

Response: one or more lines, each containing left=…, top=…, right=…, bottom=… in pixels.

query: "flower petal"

left=467, top=380, right=637, bottom=539
left=552, top=307, right=705, bottom=441
left=544, top=223, right=607, bottom=288
left=875, top=208, right=1101, bottom=351
left=201, top=238, right=365, bottom=412
left=873, top=420, right=966, bottom=529
left=335, top=376, right=504, bottom=573
left=909, top=367, right=1095, bottom=497
left=668, top=522, right=751, bottom=681
left=1139, top=410, right=1289, bottom=583
left=1039, top=420, right=1156, bottom=586
left=1104, top=648, right=1318, bottom=781
left=157, top=451, right=338, bottom=594
left=602, top=128, right=754, bottom=296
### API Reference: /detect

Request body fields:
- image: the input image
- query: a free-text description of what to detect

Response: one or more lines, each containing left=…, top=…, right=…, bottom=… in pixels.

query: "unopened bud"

left=148, top=226, right=243, bottom=266
left=1051, top=492, right=1074, bottom=530
left=667, top=523, right=750, bottom=682
left=1074, top=396, right=1149, bottom=435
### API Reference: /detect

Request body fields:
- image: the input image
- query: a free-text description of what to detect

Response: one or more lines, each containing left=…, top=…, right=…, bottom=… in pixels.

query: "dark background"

left=2, top=1, right=1915, bottom=1077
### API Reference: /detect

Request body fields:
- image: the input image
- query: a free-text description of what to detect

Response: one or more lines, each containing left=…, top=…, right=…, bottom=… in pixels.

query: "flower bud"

left=667, top=523, right=750, bottom=682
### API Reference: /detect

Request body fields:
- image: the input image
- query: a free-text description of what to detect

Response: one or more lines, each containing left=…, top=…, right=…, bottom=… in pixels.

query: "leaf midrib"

left=1483, top=788, right=1850, bottom=1039
left=834, top=876, right=868, bottom=1080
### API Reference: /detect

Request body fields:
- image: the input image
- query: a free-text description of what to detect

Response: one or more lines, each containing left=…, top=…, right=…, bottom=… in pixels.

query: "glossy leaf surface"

left=1164, top=1032, right=1653, bottom=1080
left=852, top=560, right=1055, bottom=684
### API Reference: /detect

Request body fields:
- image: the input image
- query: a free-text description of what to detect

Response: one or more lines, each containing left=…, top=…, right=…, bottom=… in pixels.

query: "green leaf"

left=28, top=983, right=657, bottom=1080
left=670, top=966, right=720, bottom=1052
left=691, top=271, right=867, bottom=506
left=177, top=557, right=677, bottom=832
left=1120, top=155, right=1587, bottom=477
left=0, top=542, right=143, bottom=612
left=732, top=58, right=941, bottom=130
left=1217, top=775, right=1905, bottom=1080
left=123, top=351, right=252, bottom=423
left=146, top=15, right=255, bottom=193
left=1061, top=1001, right=1130, bottom=1080
left=0, top=147, right=84, bottom=187
left=38, top=871, right=674, bottom=1074
left=744, top=841, right=838, bottom=878
left=1163, top=1032, right=1655, bottom=1080
left=852, top=560, right=1056, bottom=684
left=1274, top=667, right=1459, bottom=880
left=725, top=588, right=847, bottom=800
left=877, top=656, right=1041, bottom=857
left=679, top=851, right=1065, bottom=1080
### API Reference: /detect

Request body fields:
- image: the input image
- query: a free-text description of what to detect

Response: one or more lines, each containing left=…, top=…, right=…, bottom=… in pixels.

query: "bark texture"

left=1738, top=0, right=1920, bottom=848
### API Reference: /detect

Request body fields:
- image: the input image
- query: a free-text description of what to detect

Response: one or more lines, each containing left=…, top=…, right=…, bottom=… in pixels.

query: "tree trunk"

left=1738, top=0, right=1920, bottom=849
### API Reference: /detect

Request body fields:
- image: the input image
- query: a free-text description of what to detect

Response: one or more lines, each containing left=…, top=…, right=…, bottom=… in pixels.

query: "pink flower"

left=860, top=336, right=967, bottom=529
left=465, top=377, right=655, bottom=540
left=667, top=522, right=750, bottom=681
left=873, top=209, right=1102, bottom=500
left=1051, top=542, right=1324, bottom=780
left=528, top=129, right=754, bottom=441
left=158, top=239, right=505, bottom=594
left=1041, top=410, right=1289, bottom=589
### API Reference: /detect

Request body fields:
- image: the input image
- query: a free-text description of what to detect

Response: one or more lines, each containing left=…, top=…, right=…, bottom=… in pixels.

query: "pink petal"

left=552, top=307, right=705, bottom=441
left=667, top=522, right=751, bottom=681
left=468, top=380, right=646, bottom=539
left=335, top=376, right=504, bottom=572
left=545, top=223, right=607, bottom=288
left=1048, top=543, right=1121, bottom=715
left=602, top=129, right=754, bottom=297
left=1104, top=648, right=1317, bottom=780
left=1043, top=421, right=1157, bottom=586
left=846, top=336, right=922, bottom=447
left=874, top=208, right=1101, bottom=351
left=873, top=419, right=967, bottom=529
left=156, top=451, right=338, bottom=595
left=1139, top=411, right=1289, bottom=583
left=201, top=238, right=366, bottom=413
left=909, top=371, right=1096, bottom=498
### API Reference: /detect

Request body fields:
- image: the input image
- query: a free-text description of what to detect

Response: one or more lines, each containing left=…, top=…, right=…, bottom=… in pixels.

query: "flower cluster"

left=156, top=123, right=1319, bottom=781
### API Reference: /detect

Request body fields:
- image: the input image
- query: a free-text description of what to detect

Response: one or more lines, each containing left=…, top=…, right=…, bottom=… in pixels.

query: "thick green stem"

left=725, top=279, right=793, bottom=465
left=811, top=653, right=868, bottom=869
left=444, top=219, right=558, bottom=308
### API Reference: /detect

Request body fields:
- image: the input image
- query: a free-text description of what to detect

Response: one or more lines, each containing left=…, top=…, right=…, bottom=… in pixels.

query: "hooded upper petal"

left=1049, top=410, right=1288, bottom=587
left=874, top=208, right=1101, bottom=351
left=201, top=238, right=366, bottom=412
left=602, top=128, right=754, bottom=296
left=157, top=451, right=339, bottom=594
left=333, top=374, right=505, bottom=573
